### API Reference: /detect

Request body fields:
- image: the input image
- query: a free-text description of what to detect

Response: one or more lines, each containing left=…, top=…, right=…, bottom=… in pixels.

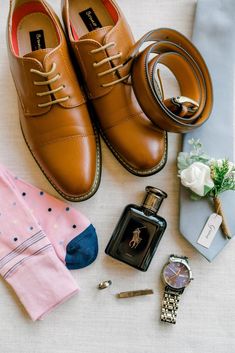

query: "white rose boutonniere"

left=178, top=139, right=235, bottom=239
left=180, top=162, right=214, bottom=197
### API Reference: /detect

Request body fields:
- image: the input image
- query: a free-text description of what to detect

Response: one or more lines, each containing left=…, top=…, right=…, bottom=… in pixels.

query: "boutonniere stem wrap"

left=213, top=196, right=231, bottom=239
left=178, top=139, right=235, bottom=239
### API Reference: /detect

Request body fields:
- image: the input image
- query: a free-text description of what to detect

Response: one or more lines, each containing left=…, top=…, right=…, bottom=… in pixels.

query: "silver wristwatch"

left=160, top=255, right=193, bottom=324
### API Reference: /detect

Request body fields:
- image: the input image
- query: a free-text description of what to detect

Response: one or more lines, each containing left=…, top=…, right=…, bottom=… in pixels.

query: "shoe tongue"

left=23, top=48, right=53, bottom=63
left=80, top=25, right=113, bottom=43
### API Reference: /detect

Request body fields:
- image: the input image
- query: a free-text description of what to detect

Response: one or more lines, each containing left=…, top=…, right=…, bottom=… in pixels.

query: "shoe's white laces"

left=30, top=63, right=69, bottom=108
left=90, top=42, right=130, bottom=87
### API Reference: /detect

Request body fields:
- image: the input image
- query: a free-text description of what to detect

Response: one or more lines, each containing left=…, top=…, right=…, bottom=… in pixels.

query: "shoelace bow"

left=90, top=42, right=130, bottom=87
left=30, top=63, right=69, bottom=108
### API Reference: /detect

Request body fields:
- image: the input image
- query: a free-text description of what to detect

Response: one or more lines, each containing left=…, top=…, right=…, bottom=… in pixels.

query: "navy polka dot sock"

left=4, top=167, right=98, bottom=270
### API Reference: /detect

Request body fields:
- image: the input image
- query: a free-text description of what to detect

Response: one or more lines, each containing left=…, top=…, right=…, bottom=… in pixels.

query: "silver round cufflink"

left=98, top=280, right=112, bottom=290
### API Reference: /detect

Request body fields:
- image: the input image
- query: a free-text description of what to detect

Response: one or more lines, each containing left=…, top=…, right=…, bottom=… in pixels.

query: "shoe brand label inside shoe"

left=79, top=8, right=102, bottom=32
left=29, top=30, right=46, bottom=51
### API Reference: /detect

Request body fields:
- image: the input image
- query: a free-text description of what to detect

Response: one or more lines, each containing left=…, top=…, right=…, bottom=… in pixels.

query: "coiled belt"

left=123, top=28, right=213, bottom=133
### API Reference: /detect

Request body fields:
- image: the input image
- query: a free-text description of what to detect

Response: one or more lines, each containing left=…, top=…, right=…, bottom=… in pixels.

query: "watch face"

left=163, top=261, right=191, bottom=289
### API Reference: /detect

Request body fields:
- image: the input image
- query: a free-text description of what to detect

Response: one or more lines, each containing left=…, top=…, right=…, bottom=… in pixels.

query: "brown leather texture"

left=62, top=0, right=167, bottom=176
left=62, top=0, right=213, bottom=169
left=131, top=29, right=213, bottom=133
left=7, top=0, right=101, bottom=201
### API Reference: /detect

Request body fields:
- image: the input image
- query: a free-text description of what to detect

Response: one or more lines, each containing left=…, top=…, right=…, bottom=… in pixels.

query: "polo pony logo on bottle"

left=105, top=187, right=167, bottom=271
left=129, top=226, right=146, bottom=249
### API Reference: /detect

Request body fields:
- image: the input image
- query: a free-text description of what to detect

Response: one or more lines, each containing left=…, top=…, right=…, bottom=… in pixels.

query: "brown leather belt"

left=122, top=28, right=213, bottom=133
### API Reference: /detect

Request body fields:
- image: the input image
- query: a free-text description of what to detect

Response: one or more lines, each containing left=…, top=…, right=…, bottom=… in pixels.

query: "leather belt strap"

left=122, top=28, right=213, bottom=133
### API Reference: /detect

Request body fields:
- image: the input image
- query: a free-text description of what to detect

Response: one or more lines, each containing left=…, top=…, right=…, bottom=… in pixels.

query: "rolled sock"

left=4, top=166, right=98, bottom=270
left=7, top=248, right=79, bottom=321
left=0, top=167, right=79, bottom=321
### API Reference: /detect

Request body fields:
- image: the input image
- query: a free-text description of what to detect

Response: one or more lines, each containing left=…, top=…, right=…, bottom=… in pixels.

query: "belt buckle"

left=172, top=96, right=199, bottom=114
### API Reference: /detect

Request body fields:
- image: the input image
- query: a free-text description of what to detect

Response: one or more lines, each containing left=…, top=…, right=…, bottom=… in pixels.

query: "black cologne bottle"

left=105, top=186, right=167, bottom=271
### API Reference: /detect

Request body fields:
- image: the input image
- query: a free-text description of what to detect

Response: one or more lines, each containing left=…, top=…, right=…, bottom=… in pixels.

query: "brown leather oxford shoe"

left=62, top=0, right=167, bottom=176
left=7, top=0, right=101, bottom=201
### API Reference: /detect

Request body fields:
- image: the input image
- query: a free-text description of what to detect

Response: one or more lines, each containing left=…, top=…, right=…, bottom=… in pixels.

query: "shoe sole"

left=20, top=122, right=102, bottom=202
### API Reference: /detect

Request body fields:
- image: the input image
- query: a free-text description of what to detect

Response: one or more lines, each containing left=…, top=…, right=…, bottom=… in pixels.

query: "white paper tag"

left=197, top=213, right=222, bottom=249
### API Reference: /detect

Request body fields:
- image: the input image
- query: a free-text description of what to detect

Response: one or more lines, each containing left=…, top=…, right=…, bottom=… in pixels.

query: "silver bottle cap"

left=142, top=186, right=167, bottom=214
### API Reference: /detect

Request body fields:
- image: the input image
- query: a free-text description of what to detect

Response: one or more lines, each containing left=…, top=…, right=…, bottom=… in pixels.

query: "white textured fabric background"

left=0, top=1, right=235, bottom=352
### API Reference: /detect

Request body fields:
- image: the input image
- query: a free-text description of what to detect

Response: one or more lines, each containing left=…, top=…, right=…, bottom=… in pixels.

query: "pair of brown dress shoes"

left=7, top=0, right=167, bottom=201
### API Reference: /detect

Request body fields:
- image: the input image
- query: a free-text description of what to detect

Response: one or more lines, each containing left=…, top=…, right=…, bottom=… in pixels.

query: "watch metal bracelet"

left=160, top=288, right=183, bottom=324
